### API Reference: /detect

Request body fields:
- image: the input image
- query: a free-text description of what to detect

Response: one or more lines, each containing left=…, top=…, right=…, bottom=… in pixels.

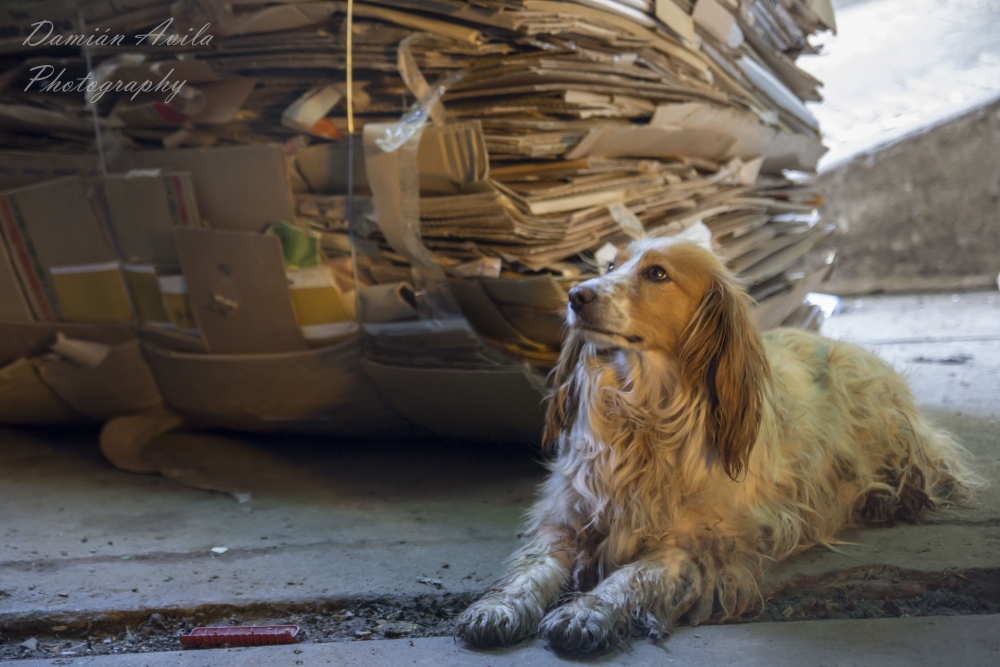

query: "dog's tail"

left=859, top=407, right=981, bottom=525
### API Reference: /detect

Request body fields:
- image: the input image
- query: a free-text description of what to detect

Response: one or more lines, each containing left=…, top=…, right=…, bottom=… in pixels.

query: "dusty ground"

left=1, top=290, right=998, bottom=662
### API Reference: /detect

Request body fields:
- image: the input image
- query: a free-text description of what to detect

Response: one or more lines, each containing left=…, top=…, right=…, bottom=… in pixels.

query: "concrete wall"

left=818, top=97, right=1000, bottom=295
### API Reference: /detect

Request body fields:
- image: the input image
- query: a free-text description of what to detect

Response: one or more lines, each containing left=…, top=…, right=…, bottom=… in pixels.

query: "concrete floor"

left=1, top=290, right=999, bottom=663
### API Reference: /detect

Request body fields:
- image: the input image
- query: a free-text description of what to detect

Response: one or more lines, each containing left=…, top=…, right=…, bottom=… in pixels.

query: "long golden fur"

left=455, top=239, right=976, bottom=653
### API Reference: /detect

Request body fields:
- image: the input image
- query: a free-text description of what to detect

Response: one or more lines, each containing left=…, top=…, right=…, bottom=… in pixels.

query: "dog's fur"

left=455, top=239, right=976, bottom=653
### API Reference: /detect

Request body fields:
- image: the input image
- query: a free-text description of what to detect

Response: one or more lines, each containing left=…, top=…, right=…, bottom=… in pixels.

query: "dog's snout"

left=568, top=285, right=597, bottom=313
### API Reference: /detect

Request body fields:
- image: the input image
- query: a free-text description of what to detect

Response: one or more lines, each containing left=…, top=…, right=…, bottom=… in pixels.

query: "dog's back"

left=762, top=327, right=975, bottom=530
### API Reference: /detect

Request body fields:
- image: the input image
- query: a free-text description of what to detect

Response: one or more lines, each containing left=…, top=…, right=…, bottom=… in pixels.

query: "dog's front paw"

left=454, top=595, right=541, bottom=649
left=538, top=595, right=625, bottom=654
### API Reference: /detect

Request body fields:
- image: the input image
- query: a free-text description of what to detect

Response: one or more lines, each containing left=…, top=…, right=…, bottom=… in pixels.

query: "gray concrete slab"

left=6, top=615, right=1000, bottom=666
left=1, top=291, right=998, bottom=652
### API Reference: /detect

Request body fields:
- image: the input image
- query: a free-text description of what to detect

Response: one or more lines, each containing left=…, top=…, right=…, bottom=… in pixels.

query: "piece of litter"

left=354, top=630, right=372, bottom=639
left=51, top=626, right=67, bottom=632
left=211, top=547, right=228, bottom=554
left=232, top=492, right=252, bottom=504
left=377, top=620, right=418, bottom=637
left=120, top=555, right=132, bottom=560
left=102, top=639, right=112, bottom=644
left=19, top=638, right=38, bottom=651
left=416, top=576, right=443, bottom=588
left=180, top=625, right=299, bottom=647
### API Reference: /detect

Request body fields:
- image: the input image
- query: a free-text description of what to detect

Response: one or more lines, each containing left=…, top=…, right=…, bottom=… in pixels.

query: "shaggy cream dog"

left=455, top=239, right=974, bottom=653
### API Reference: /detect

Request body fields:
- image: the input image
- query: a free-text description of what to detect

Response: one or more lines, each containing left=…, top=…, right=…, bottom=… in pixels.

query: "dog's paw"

left=538, top=595, right=624, bottom=654
left=454, top=595, right=539, bottom=649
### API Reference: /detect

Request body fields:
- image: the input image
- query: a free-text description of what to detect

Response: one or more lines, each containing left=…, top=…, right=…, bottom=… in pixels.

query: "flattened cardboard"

left=0, top=234, right=32, bottom=322
left=566, top=126, right=735, bottom=162
left=478, top=275, right=567, bottom=310
left=37, top=339, right=162, bottom=421
left=0, top=358, right=82, bottom=425
left=294, top=141, right=369, bottom=194
left=116, top=145, right=294, bottom=233
left=752, top=262, right=832, bottom=330
left=189, top=78, right=257, bottom=124
left=0, top=176, right=118, bottom=321
left=122, top=265, right=171, bottom=324
left=49, top=262, right=133, bottom=323
left=418, top=120, right=490, bottom=194
left=692, top=0, right=741, bottom=46
left=362, top=359, right=548, bottom=444
left=0, top=151, right=99, bottom=191
left=655, top=0, right=696, bottom=42
left=0, top=321, right=136, bottom=367
left=650, top=103, right=827, bottom=173
left=141, top=339, right=418, bottom=437
left=103, top=171, right=201, bottom=265
left=175, top=228, right=307, bottom=354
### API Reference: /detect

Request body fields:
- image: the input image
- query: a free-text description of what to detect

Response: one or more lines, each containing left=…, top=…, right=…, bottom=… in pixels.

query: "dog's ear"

left=680, top=275, right=770, bottom=479
left=542, top=328, right=585, bottom=452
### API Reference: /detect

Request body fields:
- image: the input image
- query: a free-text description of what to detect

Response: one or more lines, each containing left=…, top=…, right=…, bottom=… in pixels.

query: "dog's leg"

left=455, top=528, right=572, bottom=648
left=538, top=548, right=705, bottom=653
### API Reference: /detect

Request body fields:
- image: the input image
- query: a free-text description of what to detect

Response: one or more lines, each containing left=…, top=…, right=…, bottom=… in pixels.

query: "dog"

left=455, top=238, right=975, bottom=653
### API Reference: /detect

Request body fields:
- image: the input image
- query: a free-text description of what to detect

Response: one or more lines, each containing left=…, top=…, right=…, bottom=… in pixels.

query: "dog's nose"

left=568, top=285, right=597, bottom=313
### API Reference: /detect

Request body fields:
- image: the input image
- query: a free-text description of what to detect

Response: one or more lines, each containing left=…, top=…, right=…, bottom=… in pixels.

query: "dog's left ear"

left=680, top=275, right=770, bottom=480
left=542, top=328, right=585, bottom=452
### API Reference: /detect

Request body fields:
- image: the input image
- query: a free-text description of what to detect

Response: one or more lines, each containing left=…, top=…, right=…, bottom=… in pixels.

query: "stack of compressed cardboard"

left=0, top=0, right=836, bottom=441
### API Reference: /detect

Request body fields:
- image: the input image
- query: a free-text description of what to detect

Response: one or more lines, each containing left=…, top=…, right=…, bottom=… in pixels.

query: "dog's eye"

left=607, top=262, right=615, bottom=272
left=644, top=265, right=669, bottom=282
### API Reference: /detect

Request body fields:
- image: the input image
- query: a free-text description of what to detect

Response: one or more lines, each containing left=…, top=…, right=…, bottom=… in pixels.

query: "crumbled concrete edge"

left=3, top=565, right=998, bottom=660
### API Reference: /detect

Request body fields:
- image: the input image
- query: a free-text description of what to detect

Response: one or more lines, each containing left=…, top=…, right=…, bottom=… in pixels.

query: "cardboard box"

left=124, top=264, right=172, bottom=325
left=103, top=171, right=202, bottom=265
left=115, top=145, right=295, bottom=233
left=0, top=234, right=32, bottom=322
left=49, top=262, right=132, bottom=323
left=0, top=176, right=121, bottom=321
left=286, top=266, right=357, bottom=345
left=157, top=274, right=198, bottom=333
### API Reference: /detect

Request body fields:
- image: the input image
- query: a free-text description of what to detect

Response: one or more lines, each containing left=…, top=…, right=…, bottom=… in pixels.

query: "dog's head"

left=546, top=239, right=770, bottom=479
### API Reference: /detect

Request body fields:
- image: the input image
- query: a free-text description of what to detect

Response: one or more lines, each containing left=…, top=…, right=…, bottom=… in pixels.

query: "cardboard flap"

left=752, top=262, right=833, bottom=330
left=478, top=275, right=568, bottom=310
left=0, top=358, right=83, bottom=425
left=362, top=359, right=548, bottom=444
left=115, top=145, right=294, bottom=233
left=104, top=171, right=201, bottom=265
left=0, top=321, right=136, bottom=367
left=36, top=338, right=163, bottom=421
left=0, top=233, right=32, bottom=322
left=175, top=228, right=308, bottom=354
left=566, top=126, right=736, bottom=162
left=418, top=120, right=490, bottom=194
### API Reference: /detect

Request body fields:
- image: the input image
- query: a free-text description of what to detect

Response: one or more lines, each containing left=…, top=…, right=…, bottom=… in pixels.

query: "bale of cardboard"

left=0, top=0, right=838, bottom=443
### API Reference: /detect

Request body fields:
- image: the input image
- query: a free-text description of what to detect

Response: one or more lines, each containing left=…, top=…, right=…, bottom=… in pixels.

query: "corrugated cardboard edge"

left=0, top=357, right=84, bottom=424
left=361, top=359, right=548, bottom=444
left=141, top=337, right=421, bottom=438
left=36, top=338, right=163, bottom=422
left=0, top=321, right=136, bottom=367
left=752, top=262, right=833, bottom=330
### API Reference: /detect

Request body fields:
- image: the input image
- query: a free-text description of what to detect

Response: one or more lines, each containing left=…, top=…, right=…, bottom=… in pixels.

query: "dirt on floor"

left=3, top=564, right=998, bottom=662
